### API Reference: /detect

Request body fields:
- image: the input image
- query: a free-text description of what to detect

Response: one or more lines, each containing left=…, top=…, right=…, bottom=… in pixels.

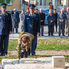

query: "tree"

left=0, top=0, right=12, bottom=4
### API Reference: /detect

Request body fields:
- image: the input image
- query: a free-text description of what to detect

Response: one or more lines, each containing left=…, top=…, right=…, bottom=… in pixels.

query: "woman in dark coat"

left=53, top=9, right=58, bottom=32
left=39, top=9, right=45, bottom=36
left=11, top=10, right=15, bottom=33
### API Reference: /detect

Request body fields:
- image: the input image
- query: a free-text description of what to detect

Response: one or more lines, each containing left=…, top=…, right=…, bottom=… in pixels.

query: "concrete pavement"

left=9, top=25, right=69, bottom=39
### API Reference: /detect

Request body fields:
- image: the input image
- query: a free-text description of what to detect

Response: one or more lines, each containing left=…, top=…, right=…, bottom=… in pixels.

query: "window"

left=57, top=0, right=64, bottom=6
left=0, top=0, right=12, bottom=5
left=61, top=0, right=64, bottom=6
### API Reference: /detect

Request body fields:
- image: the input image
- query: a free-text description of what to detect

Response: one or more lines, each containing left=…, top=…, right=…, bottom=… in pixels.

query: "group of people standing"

left=18, top=7, right=69, bottom=37
left=0, top=3, right=40, bottom=57
left=11, top=7, right=45, bottom=37
left=47, top=7, right=69, bottom=36
left=1, top=2, right=69, bottom=57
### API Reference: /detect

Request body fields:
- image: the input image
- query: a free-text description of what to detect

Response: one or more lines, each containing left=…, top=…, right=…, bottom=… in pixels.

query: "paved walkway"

left=9, top=25, right=69, bottom=39
left=2, top=57, right=69, bottom=69
left=8, top=50, right=69, bottom=57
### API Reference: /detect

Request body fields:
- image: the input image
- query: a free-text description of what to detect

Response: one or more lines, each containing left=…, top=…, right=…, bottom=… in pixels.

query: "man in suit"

left=24, top=4, right=40, bottom=56
left=59, top=9, right=66, bottom=36
left=66, top=7, right=69, bottom=36
left=19, top=10, right=25, bottom=32
left=39, top=9, right=45, bottom=36
left=62, top=8, right=67, bottom=35
left=25, top=8, right=30, bottom=15
left=13, top=8, right=20, bottom=33
left=0, top=3, right=12, bottom=56
left=47, top=10, right=55, bottom=36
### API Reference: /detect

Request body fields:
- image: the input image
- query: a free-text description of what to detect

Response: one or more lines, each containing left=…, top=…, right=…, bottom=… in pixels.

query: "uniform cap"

left=1, top=3, right=7, bottom=8
left=29, top=4, right=36, bottom=9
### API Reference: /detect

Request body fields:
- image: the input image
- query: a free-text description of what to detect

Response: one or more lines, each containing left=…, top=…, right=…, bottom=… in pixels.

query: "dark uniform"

left=0, top=3, right=12, bottom=55
left=24, top=4, right=40, bottom=56
left=13, top=11, right=20, bottom=33
left=47, top=14, right=55, bottom=36
left=59, top=13, right=66, bottom=36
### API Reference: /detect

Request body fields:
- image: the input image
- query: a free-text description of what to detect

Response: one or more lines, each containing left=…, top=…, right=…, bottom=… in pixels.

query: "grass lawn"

left=37, top=38, right=69, bottom=50
left=1, top=38, right=68, bottom=64
left=8, top=38, right=69, bottom=50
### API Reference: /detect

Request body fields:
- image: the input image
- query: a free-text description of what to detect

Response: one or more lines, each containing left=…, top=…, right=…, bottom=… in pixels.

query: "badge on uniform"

left=6, top=13, right=8, bottom=15
left=29, top=14, right=30, bottom=16
left=34, top=14, right=36, bottom=16
left=27, top=18, right=29, bottom=20
left=0, top=14, right=2, bottom=15
left=36, top=18, right=38, bottom=20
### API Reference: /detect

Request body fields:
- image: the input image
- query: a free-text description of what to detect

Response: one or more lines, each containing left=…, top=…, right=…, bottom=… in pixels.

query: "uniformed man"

left=47, top=10, right=55, bottom=36
left=19, top=10, right=25, bottom=32
left=13, top=8, right=20, bottom=33
left=59, top=10, right=66, bottom=36
left=24, top=4, right=40, bottom=56
left=0, top=3, right=12, bottom=56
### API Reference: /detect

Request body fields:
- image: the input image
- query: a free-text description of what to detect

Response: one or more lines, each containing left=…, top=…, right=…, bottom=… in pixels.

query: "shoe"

left=3, top=54, right=7, bottom=56
left=51, top=35, right=54, bottom=36
left=0, top=53, right=2, bottom=56
left=32, top=54, right=36, bottom=56
left=63, top=35, right=65, bottom=36
left=59, top=34, right=60, bottom=36
left=42, top=35, right=44, bottom=36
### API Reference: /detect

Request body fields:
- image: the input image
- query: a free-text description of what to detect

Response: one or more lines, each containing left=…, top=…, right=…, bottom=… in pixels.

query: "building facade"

left=0, top=0, right=69, bottom=11
left=36, top=0, right=69, bottom=11
left=0, top=0, right=21, bottom=11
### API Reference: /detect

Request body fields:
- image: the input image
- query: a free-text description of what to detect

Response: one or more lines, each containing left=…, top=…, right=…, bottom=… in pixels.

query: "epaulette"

left=34, top=13, right=36, bottom=16
left=6, top=12, right=8, bottom=15
left=0, top=13, right=2, bottom=15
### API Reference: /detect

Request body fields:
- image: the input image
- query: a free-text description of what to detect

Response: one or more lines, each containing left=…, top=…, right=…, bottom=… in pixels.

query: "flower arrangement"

left=49, top=2, right=52, bottom=5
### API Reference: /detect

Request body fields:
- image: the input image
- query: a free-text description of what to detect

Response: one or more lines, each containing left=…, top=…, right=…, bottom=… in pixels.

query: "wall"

left=0, top=0, right=21, bottom=10
left=46, top=0, right=50, bottom=5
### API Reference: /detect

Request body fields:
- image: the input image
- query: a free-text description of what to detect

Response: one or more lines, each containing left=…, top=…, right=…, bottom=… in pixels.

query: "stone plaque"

left=52, top=56, right=65, bottom=68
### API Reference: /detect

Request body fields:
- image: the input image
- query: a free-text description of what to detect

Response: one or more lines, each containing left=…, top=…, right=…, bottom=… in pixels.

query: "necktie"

left=31, top=14, right=34, bottom=17
left=3, top=13, right=5, bottom=16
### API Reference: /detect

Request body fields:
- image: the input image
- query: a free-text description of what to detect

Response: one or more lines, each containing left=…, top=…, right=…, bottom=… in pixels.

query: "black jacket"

left=39, top=13, right=45, bottom=25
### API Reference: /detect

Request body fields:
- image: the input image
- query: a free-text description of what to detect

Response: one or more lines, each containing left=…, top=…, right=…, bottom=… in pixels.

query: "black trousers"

left=15, top=23, right=18, bottom=33
left=0, top=35, right=9, bottom=55
left=48, top=25, right=54, bottom=36
left=28, top=35, right=37, bottom=56
left=55, top=20, right=57, bottom=32
left=21, top=50, right=28, bottom=58
left=59, top=24, right=65, bottom=36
